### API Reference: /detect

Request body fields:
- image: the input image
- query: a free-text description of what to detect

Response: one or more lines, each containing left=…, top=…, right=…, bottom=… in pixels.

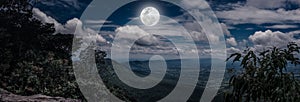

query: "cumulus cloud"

left=32, top=8, right=106, bottom=43
left=238, top=39, right=248, bottom=47
left=223, top=30, right=300, bottom=56
left=224, top=30, right=300, bottom=55
left=249, top=30, right=298, bottom=51
left=220, top=23, right=231, bottom=36
left=217, top=7, right=300, bottom=25
left=227, top=47, right=241, bottom=54
left=32, top=8, right=60, bottom=28
left=226, top=37, right=238, bottom=46
left=115, top=25, right=159, bottom=46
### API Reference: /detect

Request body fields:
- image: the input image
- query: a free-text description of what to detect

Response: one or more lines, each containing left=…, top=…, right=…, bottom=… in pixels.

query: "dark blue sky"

left=101, top=1, right=184, bottom=31
left=33, top=0, right=300, bottom=59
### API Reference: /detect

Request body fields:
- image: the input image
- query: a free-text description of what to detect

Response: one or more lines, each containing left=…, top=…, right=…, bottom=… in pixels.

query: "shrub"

left=225, top=42, right=300, bottom=102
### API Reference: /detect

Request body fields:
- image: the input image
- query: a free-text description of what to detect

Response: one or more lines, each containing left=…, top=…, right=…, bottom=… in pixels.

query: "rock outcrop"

left=0, top=88, right=80, bottom=102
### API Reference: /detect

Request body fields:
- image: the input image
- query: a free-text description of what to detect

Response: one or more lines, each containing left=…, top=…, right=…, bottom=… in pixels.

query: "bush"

left=0, top=0, right=85, bottom=100
left=225, top=42, right=300, bottom=102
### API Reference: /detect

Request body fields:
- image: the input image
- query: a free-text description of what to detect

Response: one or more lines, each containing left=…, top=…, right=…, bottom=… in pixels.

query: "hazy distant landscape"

left=98, top=58, right=221, bottom=101
left=98, top=58, right=300, bottom=101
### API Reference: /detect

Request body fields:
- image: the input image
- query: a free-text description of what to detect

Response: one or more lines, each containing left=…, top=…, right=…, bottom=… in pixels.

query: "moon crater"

left=140, top=7, right=160, bottom=26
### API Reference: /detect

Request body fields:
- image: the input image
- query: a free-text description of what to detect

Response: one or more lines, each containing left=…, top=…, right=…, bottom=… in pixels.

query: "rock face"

left=0, top=88, right=81, bottom=102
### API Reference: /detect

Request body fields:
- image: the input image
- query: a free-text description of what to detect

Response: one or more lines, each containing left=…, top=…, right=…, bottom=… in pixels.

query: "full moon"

left=140, top=7, right=160, bottom=26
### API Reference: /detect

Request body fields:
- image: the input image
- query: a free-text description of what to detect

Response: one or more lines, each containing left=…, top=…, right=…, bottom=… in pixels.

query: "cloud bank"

left=217, top=7, right=300, bottom=25
left=32, top=8, right=106, bottom=43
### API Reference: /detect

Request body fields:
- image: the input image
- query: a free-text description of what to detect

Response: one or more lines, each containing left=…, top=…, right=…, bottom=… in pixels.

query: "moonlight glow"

left=140, top=7, right=160, bottom=26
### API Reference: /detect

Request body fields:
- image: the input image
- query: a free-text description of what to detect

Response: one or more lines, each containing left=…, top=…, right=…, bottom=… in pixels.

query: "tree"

left=225, top=42, right=300, bottom=102
left=0, top=0, right=84, bottom=100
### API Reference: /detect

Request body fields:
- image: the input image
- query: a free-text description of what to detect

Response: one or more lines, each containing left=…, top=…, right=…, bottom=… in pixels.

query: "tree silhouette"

left=225, top=42, right=300, bottom=102
left=0, top=0, right=84, bottom=100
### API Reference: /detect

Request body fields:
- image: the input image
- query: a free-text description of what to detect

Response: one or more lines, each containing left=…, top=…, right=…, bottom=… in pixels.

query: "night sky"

left=33, top=0, right=300, bottom=60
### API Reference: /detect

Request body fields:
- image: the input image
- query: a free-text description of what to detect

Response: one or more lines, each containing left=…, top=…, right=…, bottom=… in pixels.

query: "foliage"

left=0, top=0, right=86, bottom=100
left=225, top=42, right=300, bottom=102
